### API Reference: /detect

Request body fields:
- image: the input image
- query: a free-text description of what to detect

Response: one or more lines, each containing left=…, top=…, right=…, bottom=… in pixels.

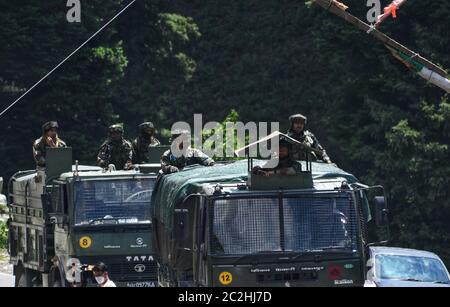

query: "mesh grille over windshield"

left=210, top=193, right=357, bottom=255
left=74, top=179, right=154, bottom=225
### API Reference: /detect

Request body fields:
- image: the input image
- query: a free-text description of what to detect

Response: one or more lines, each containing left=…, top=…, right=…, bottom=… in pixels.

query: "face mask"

left=95, top=276, right=105, bottom=284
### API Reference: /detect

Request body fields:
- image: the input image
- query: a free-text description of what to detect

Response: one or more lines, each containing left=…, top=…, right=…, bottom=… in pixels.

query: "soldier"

left=287, top=114, right=332, bottom=163
left=97, top=124, right=133, bottom=170
left=252, top=137, right=302, bottom=176
left=132, top=122, right=161, bottom=164
left=33, top=121, right=67, bottom=167
left=161, top=129, right=215, bottom=174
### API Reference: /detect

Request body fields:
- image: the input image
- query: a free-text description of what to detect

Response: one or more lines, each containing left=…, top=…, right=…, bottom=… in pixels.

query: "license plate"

left=126, top=281, right=157, bottom=287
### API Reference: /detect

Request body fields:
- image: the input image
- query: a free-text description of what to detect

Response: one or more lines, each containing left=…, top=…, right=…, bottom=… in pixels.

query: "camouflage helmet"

left=289, top=114, right=307, bottom=124
left=138, top=122, right=155, bottom=133
left=109, top=123, right=124, bottom=134
left=42, top=121, right=59, bottom=134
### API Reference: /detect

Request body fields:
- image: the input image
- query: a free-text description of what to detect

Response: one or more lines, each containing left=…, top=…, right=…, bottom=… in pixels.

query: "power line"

left=0, top=0, right=138, bottom=118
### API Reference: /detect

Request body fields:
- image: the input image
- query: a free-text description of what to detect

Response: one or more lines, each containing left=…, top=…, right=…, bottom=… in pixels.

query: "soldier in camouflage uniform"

left=132, top=122, right=161, bottom=164
left=97, top=124, right=133, bottom=170
left=287, top=114, right=332, bottom=163
left=161, top=129, right=215, bottom=174
left=252, top=137, right=303, bottom=176
left=33, top=121, right=67, bottom=167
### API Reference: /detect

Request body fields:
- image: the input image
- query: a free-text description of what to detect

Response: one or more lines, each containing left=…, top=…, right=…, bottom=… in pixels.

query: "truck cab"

left=153, top=160, right=389, bottom=287
left=7, top=148, right=160, bottom=287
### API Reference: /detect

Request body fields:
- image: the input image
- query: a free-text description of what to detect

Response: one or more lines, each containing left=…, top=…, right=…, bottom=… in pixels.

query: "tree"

left=384, top=99, right=450, bottom=264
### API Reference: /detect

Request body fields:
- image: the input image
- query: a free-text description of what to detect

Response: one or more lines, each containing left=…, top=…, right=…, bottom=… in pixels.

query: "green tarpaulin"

left=152, top=160, right=359, bottom=231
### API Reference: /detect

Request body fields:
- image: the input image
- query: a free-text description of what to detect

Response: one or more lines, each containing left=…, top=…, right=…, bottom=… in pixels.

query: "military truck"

left=5, top=147, right=164, bottom=287
left=152, top=158, right=389, bottom=287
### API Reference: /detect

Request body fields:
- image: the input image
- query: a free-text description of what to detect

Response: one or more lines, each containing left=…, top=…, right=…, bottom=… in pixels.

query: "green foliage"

left=0, top=220, right=7, bottom=250
left=159, top=13, right=201, bottom=43
left=202, top=109, right=242, bottom=161
left=384, top=99, right=450, bottom=264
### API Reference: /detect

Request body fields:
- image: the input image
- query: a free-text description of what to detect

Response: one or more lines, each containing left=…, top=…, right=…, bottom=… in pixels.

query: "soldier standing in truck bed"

left=33, top=121, right=67, bottom=167
left=287, top=114, right=332, bottom=163
left=97, top=124, right=133, bottom=170
left=252, top=137, right=303, bottom=176
left=132, top=122, right=161, bottom=164
left=161, top=129, right=215, bottom=174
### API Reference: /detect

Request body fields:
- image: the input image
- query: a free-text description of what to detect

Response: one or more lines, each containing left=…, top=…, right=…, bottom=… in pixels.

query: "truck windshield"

left=74, top=179, right=154, bottom=226
left=210, top=193, right=357, bottom=255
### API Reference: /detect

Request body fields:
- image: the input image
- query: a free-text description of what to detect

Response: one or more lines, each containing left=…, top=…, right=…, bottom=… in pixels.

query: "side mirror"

left=374, top=196, right=388, bottom=227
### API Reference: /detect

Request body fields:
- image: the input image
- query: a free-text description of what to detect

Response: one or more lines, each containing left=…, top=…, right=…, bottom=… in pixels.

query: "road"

left=0, top=273, right=14, bottom=287
left=0, top=248, right=13, bottom=287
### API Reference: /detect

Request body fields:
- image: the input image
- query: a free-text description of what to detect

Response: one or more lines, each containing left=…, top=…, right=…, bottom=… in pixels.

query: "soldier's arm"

left=131, top=140, right=138, bottom=164
left=151, top=137, right=161, bottom=146
left=160, top=152, right=178, bottom=174
left=33, top=140, right=46, bottom=167
left=57, top=138, right=67, bottom=148
left=310, top=133, right=331, bottom=163
left=194, top=149, right=215, bottom=166
left=124, top=144, right=133, bottom=169
left=97, top=144, right=109, bottom=168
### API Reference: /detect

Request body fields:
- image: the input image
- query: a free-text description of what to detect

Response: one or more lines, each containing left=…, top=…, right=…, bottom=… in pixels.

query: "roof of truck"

left=59, top=165, right=159, bottom=179
left=152, top=159, right=359, bottom=230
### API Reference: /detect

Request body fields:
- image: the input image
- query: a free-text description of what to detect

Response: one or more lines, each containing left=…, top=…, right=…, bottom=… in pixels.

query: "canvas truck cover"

left=152, top=160, right=359, bottom=231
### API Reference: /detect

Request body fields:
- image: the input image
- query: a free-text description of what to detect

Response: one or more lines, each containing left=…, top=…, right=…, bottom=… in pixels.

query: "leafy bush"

left=0, top=220, right=7, bottom=250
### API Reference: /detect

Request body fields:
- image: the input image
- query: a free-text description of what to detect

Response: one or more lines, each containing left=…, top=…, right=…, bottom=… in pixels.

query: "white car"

left=366, top=247, right=450, bottom=287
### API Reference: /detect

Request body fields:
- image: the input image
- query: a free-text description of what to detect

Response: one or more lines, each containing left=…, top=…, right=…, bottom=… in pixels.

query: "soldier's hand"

left=169, top=166, right=179, bottom=173
left=97, top=159, right=107, bottom=168
left=324, top=157, right=332, bottom=164
left=46, top=137, right=56, bottom=147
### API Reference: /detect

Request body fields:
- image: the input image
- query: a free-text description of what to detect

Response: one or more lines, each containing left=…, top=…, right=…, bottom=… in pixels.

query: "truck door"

left=194, top=198, right=209, bottom=286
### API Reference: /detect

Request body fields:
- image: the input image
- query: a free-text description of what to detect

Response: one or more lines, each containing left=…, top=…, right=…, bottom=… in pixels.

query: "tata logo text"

left=126, top=256, right=155, bottom=262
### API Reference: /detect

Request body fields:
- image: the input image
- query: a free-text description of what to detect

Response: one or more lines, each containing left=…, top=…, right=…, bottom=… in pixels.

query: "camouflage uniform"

left=33, top=121, right=67, bottom=167
left=97, top=124, right=133, bottom=170
left=287, top=114, right=332, bottom=163
left=161, top=147, right=215, bottom=174
left=252, top=138, right=303, bottom=175
left=132, top=122, right=161, bottom=164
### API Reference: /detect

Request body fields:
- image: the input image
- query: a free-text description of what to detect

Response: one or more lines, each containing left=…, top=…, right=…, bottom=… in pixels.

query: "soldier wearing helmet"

left=131, top=122, right=161, bottom=164
left=287, top=114, right=332, bottom=163
left=33, top=121, right=67, bottom=167
left=252, top=137, right=303, bottom=176
left=160, top=129, right=215, bottom=174
left=97, top=124, right=133, bottom=170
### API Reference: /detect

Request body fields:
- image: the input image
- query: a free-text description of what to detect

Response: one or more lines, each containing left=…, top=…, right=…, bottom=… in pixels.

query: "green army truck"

left=152, top=160, right=389, bottom=287
left=5, top=147, right=162, bottom=287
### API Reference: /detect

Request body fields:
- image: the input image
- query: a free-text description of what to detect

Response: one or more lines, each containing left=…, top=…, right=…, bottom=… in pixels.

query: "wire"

left=0, top=0, right=138, bottom=118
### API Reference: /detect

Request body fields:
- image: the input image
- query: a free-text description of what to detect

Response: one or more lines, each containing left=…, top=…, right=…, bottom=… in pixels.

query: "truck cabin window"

left=210, top=195, right=357, bottom=255
left=74, top=179, right=153, bottom=226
